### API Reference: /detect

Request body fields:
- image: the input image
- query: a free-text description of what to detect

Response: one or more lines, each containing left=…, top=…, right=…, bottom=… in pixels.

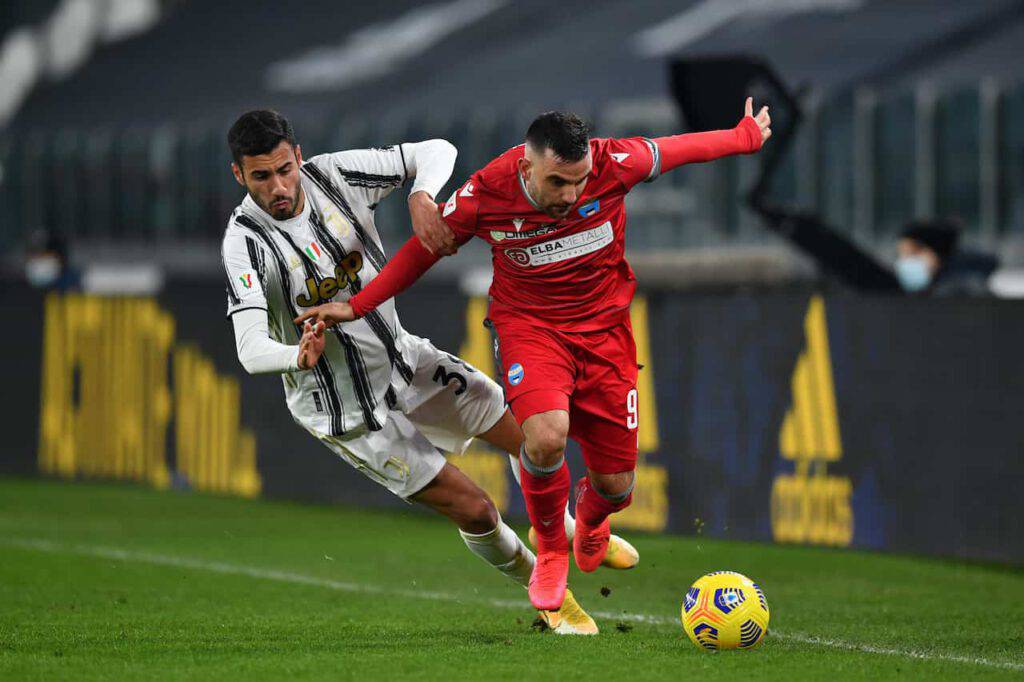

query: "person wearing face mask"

left=24, top=231, right=80, bottom=292
left=896, top=221, right=997, bottom=296
left=760, top=207, right=997, bottom=296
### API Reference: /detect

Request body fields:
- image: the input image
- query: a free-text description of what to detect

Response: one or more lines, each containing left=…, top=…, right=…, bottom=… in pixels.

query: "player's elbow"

left=235, top=346, right=266, bottom=375
left=237, top=354, right=260, bottom=376
left=427, top=138, right=457, bottom=161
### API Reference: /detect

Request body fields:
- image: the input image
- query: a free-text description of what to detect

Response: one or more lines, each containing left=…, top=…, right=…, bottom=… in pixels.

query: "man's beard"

left=542, top=200, right=571, bottom=219
left=256, top=190, right=298, bottom=220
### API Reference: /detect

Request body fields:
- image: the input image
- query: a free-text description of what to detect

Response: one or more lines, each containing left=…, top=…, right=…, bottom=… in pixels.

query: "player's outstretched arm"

left=233, top=308, right=324, bottom=374
left=655, top=97, right=771, bottom=172
left=293, top=235, right=446, bottom=328
left=402, top=140, right=459, bottom=256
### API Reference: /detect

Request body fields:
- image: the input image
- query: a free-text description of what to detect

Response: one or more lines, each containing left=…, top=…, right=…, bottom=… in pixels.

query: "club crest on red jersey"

left=578, top=199, right=600, bottom=218
left=507, top=363, right=524, bottom=386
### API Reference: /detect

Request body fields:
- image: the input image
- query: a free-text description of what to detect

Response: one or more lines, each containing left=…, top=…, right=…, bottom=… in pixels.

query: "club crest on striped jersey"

left=324, top=210, right=352, bottom=238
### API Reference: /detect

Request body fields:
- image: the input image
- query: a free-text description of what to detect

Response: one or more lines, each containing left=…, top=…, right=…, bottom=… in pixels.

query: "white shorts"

left=308, top=335, right=506, bottom=499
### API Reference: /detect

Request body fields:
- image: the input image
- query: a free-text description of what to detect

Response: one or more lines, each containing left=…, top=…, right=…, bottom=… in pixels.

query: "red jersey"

left=440, top=137, right=660, bottom=332
left=346, top=118, right=762, bottom=326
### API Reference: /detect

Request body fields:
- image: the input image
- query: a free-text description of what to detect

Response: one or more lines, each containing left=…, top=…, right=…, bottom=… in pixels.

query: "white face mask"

left=896, top=255, right=932, bottom=292
left=25, top=255, right=61, bottom=287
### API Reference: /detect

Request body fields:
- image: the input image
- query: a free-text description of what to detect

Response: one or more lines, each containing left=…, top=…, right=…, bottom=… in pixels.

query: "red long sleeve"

left=654, top=116, right=763, bottom=173
left=350, top=237, right=441, bottom=318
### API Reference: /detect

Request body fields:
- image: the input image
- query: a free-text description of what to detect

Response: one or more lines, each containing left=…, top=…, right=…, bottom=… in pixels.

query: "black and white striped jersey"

left=222, top=146, right=420, bottom=437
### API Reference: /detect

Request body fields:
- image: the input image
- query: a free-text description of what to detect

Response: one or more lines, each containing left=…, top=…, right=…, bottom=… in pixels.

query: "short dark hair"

left=525, top=111, right=591, bottom=162
left=901, top=219, right=960, bottom=261
left=227, top=109, right=297, bottom=165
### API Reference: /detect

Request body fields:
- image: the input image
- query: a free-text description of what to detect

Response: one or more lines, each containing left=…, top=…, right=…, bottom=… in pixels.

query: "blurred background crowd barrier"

left=3, top=279, right=1022, bottom=563
left=2, top=0, right=1023, bottom=564
left=5, top=79, right=1024, bottom=255
left=3, top=0, right=1024, bottom=273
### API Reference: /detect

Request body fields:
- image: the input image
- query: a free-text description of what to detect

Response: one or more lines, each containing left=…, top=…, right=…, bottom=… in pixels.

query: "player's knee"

left=590, top=470, right=635, bottom=500
left=522, top=411, right=569, bottom=467
left=459, top=494, right=499, bottom=535
left=524, top=430, right=567, bottom=467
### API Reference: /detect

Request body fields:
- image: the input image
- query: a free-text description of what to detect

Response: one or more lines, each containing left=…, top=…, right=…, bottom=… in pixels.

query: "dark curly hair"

left=227, top=109, right=297, bottom=165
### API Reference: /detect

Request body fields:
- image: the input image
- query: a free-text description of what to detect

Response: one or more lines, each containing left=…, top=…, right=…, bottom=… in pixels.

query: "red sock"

left=519, top=459, right=570, bottom=552
left=575, top=476, right=632, bottom=527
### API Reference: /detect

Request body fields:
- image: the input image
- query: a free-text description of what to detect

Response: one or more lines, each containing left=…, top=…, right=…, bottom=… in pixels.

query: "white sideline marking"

left=5, top=537, right=1023, bottom=672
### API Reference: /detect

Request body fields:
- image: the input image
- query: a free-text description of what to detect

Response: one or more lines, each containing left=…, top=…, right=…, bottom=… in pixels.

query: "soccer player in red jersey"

left=296, top=98, right=771, bottom=611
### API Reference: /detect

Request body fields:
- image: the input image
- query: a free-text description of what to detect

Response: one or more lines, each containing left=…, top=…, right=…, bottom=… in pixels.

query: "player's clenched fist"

left=297, top=320, right=326, bottom=370
left=294, top=302, right=356, bottom=331
left=744, top=96, right=772, bottom=143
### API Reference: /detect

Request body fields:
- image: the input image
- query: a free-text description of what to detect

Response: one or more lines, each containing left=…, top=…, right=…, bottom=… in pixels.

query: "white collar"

left=517, top=171, right=543, bottom=211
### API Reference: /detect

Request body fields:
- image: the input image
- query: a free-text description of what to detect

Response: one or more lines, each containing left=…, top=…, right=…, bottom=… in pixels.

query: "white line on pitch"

left=4, top=537, right=1022, bottom=673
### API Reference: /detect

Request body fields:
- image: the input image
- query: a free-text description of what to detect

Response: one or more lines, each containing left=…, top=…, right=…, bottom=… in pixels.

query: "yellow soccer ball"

left=680, top=571, right=770, bottom=651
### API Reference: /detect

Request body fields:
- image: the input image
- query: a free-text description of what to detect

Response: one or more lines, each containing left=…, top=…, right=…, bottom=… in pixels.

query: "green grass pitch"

left=1, top=477, right=1022, bottom=680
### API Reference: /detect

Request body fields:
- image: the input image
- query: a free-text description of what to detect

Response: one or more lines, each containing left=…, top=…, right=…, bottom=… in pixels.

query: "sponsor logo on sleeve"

left=507, top=363, right=525, bottom=386
left=611, top=152, right=630, bottom=163
left=443, top=190, right=458, bottom=217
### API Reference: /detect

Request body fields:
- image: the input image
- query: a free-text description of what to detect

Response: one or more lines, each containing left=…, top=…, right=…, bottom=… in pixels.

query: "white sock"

left=563, top=505, right=576, bottom=542
left=460, top=517, right=535, bottom=588
left=508, top=454, right=576, bottom=541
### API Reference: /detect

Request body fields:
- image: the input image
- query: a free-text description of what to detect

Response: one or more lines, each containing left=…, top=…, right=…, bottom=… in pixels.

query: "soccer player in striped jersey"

left=221, top=110, right=634, bottom=634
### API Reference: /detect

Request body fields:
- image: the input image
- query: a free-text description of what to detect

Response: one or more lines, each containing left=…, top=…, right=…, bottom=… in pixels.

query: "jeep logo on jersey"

left=578, top=199, right=600, bottom=218
left=295, top=252, right=364, bottom=307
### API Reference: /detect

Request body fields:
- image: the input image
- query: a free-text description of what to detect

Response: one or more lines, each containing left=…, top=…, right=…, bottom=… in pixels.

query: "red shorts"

left=493, top=318, right=639, bottom=474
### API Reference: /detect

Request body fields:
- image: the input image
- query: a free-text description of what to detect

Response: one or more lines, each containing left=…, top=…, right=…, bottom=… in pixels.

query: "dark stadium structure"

left=2, top=0, right=1024, bottom=271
